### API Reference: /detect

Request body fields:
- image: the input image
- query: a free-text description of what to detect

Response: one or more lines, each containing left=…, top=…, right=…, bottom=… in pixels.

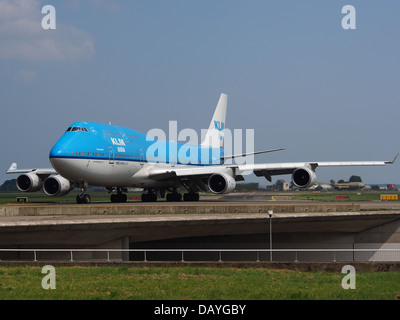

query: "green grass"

left=0, top=191, right=141, bottom=205
left=1, top=265, right=400, bottom=300
left=293, top=190, right=400, bottom=202
left=0, top=192, right=218, bottom=205
left=1, top=190, right=399, bottom=206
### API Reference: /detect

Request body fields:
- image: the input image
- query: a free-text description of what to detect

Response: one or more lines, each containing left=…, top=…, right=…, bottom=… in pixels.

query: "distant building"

left=316, top=184, right=333, bottom=191
left=276, top=179, right=290, bottom=191
left=333, top=182, right=365, bottom=190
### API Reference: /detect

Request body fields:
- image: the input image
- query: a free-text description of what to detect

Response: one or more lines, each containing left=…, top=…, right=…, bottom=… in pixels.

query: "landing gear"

left=76, top=183, right=91, bottom=204
left=76, top=193, right=91, bottom=204
left=165, top=187, right=181, bottom=202
left=110, top=188, right=128, bottom=203
left=141, top=193, right=157, bottom=202
left=139, top=188, right=200, bottom=202
left=183, top=191, right=200, bottom=201
left=110, top=193, right=128, bottom=203
left=165, top=188, right=200, bottom=202
left=166, top=192, right=182, bottom=202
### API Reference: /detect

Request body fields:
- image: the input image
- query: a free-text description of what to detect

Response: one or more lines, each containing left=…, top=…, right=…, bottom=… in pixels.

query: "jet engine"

left=43, top=175, right=73, bottom=196
left=292, top=167, right=317, bottom=189
left=16, top=173, right=43, bottom=192
left=208, top=172, right=236, bottom=194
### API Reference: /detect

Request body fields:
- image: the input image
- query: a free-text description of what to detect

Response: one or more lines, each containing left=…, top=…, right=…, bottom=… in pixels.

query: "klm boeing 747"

left=6, top=93, right=398, bottom=204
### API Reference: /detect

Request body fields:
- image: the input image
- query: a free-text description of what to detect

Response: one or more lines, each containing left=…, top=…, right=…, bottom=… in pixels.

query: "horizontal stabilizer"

left=7, top=162, right=17, bottom=171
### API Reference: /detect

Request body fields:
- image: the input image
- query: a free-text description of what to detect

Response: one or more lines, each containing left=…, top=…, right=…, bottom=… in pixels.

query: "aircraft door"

left=139, top=149, right=144, bottom=166
left=108, top=146, right=114, bottom=165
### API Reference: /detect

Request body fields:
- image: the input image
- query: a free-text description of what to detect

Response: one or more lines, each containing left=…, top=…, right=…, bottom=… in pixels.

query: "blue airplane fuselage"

left=49, top=121, right=222, bottom=188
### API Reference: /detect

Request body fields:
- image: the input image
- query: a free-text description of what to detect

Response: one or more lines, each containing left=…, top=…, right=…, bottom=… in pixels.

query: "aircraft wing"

left=148, top=165, right=226, bottom=180
left=6, top=163, right=56, bottom=176
left=148, top=153, right=398, bottom=184
left=236, top=155, right=398, bottom=182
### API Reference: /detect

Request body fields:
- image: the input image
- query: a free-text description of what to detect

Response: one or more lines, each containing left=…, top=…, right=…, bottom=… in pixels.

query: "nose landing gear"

left=76, top=193, right=91, bottom=204
left=76, top=183, right=91, bottom=204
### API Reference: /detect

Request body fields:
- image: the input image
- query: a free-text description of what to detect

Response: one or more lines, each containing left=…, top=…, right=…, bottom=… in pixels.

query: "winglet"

left=385, top=153, right=399, bottom=164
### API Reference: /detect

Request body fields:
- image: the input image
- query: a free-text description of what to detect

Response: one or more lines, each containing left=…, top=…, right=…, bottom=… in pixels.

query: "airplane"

left=6, top=93, right=398, bottom=204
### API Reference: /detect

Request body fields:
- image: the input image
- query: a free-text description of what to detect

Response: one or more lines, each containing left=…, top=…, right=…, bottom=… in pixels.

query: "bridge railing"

left=1, top=248, right=400, bottom=262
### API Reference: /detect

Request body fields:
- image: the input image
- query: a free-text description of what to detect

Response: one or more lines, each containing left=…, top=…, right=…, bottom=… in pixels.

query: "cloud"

left=0, top=0, right=94, bottom=61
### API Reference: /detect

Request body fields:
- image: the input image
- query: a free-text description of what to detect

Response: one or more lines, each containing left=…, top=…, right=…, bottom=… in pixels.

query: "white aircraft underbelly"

left=50, top=157, right=189, bottom=188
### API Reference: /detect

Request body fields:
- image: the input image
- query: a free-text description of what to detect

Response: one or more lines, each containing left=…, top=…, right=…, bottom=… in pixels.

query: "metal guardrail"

left=1, top=248, right=400, bottom=262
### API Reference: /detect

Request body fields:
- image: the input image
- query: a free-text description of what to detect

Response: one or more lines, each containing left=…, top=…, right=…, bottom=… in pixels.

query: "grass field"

left=1, top=191, right=399, bottom=301
left=293, top=190, right=400, bottom=202
left=0, top=191, right=140, bottom=205
left=0, top=190, right=399, bottom=206
left=1, top=265, right=400, bottom=300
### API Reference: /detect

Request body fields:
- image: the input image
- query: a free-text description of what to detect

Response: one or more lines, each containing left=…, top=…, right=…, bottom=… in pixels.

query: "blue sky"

left=0, top=0, right=399, bottom=186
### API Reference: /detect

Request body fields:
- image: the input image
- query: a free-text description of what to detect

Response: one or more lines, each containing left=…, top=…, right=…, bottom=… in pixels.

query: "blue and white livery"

left=6, top=93, right=398, bottom=204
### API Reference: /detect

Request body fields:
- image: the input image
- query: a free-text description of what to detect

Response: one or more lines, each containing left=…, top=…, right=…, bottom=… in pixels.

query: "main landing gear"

left=75, top=186, right=200, bottom=204
left=166, top=190, right=182, bottom=202
left=141, top=192, right=157, bottom=202
left=140, top=188, right=200, bottom=202
left=110, top=193, right=128, bottom=203
left=110, top=188, right=128, bottom=203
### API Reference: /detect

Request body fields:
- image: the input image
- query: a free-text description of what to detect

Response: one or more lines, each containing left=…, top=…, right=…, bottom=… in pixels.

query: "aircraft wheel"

left=184, top=192, right=200, bottom=201
left=166, top=192, right=182, bottom=202
left=77, top=193, right=91, bottom=204
left=83, top=194, right=91, bottom=204
left=111, top=193, right=127, bottom=203
left=141, top=193, right=157, bottom=202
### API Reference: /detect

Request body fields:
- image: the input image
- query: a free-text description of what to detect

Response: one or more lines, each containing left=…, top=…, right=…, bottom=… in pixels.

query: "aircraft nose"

left=49, top=135, right=75, bottom=175
left=49, top=133, right=74, bottom=160
left=49, top=140, right=64, bottom=159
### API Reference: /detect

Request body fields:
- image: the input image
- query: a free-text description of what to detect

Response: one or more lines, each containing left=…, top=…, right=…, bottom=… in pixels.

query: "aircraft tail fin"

left=201, top=93, right=227, bottom=148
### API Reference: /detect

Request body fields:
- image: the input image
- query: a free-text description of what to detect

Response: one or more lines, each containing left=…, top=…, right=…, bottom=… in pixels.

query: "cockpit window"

left=66, top=127, right=88, bottom=132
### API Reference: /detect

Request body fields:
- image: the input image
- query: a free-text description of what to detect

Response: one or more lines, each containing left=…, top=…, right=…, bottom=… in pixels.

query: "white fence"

left=1, top=247, right=400, bottom=262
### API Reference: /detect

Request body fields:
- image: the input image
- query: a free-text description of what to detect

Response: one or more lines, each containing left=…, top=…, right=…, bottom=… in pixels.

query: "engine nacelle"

left=43, top=175, right=73, bottom=196
left=208, top=172, right=236, bottom=194
left=292, top=167, right=317, bottom=189
left=16, top=173, right=43, bottom=192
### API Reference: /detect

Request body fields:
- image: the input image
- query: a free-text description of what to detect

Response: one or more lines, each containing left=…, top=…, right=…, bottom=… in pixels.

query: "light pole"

left=268, top=210, right=273, bottom=261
